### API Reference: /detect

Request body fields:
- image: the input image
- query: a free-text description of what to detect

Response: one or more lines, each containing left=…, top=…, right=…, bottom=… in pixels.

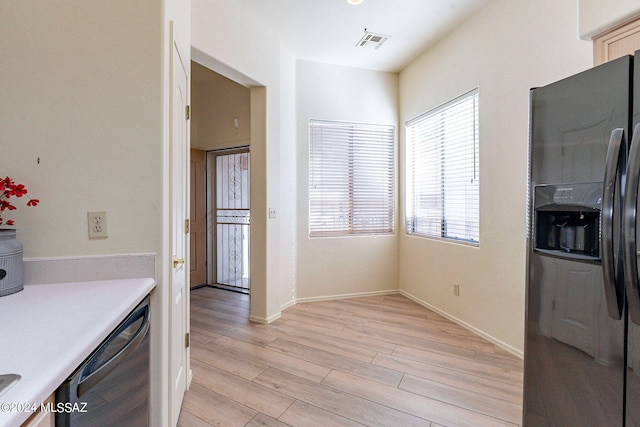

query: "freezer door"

left=530, top=57, right=631, bottom=186
left=525, top=55, right=631, bottom=426
left=626, top=50, right=640, bottom=427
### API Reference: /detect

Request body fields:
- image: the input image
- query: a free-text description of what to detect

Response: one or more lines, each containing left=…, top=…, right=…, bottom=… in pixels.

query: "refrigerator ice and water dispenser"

left=533, top=183, right=602, bottom=260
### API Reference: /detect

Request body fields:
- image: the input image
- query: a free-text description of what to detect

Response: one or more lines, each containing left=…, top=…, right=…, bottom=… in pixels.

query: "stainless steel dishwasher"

left=56, top=295, right=150, bottom=427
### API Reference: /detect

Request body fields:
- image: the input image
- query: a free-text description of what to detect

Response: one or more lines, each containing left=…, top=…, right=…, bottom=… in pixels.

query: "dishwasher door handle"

left=77, top=307, right=150, bottom=397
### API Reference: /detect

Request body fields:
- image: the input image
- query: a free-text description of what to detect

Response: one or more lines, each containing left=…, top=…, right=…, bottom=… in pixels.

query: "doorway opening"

left=208, top=148, right=251, bottom=294
left=189, top=56, right=268, bottom=322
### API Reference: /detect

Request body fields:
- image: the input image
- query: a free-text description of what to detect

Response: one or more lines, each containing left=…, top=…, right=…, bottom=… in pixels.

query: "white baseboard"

left=186, top=369, right=193, bottom=390
left=249, top=311, right=282, bottom=324
left=280, top=298, right=296, bottom=311
left=296, top=289, right=399, bottom=304
left=399, top=289, right=523, bottom=359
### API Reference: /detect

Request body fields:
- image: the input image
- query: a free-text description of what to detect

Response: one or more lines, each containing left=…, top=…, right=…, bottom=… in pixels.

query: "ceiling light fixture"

left=347, top=0, right=364, bottom=5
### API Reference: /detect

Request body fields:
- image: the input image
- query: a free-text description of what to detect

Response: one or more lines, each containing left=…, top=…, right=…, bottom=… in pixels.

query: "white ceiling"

left=242, top=0, right=489, bottom=73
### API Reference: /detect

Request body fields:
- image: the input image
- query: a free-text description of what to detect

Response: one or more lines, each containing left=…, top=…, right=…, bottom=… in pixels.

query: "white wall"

left=0, top=1, right=163, bottom=259
left=579, top=0, right=640, bottom=39
left=398, top=0, right=593, bottom=354
left=191, top=62, right=251, bottom=151
left=279, top=50, right=298, bottom=308
left=191, top=0, right=298, bottom=320
left=296, top=60, right=399, bottom=300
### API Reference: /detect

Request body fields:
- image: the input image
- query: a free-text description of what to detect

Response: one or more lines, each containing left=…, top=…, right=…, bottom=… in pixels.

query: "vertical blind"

left=309, top=120, right=395, bottom=237
left=406, top=89, right=479, bottom=244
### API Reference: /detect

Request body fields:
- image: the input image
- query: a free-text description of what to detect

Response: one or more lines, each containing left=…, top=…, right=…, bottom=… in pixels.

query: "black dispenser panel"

left=533, top=183, right=602, bottom=262
left=535, top=210, right=599, bottom=257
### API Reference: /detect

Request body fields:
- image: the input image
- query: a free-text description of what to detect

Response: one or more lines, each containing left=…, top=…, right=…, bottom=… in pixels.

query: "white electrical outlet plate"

left=88, top=211, right=108, bottom=238
left=268, top=207, right=277, bottom=218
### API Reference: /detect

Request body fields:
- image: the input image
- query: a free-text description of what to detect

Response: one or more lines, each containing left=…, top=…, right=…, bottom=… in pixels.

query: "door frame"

left=190, top=148, right=207, bottom=288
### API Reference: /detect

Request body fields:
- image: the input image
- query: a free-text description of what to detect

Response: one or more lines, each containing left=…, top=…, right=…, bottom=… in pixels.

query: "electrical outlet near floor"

left=453, top=283, right=460, bottom=296
left=88, top=211, right=108, bottom=239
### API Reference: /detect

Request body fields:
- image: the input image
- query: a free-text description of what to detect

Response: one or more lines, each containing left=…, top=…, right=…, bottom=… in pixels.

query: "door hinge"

left=185, top=105, right=191, bottom=120
left=185, top=332, right=190, bottom=348
left=185, top=219, right=190, bottom=234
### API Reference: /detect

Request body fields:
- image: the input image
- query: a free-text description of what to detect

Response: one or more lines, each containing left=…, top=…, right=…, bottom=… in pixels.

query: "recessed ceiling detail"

left=356, top=30, right=390, bottom=49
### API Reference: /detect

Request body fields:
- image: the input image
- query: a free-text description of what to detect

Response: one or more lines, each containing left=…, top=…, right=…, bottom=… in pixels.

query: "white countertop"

left=0, top=278, right=155, bottom=427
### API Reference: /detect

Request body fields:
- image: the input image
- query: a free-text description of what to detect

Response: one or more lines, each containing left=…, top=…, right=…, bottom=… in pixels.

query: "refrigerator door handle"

left=624, top=124, right=640, bottom=325
left=603, top=128, right=625, bottom=320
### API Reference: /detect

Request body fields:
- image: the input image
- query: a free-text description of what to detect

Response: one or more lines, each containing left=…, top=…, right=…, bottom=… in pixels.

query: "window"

left=406, top=89, right=479, bottom=244
left=309, top=120, right=395, bottom=237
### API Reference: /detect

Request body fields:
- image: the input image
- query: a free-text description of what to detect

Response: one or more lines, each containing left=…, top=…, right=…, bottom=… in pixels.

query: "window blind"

left=309, top=120, right=395, bottom=237
left=406, top=89, right=479, bottom=244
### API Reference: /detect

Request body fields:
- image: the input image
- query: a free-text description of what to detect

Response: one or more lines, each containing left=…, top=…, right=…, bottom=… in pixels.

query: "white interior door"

left=170, top=22, right=189, bottom=427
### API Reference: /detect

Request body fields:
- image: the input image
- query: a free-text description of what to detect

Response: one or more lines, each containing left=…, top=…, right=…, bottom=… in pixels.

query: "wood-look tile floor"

left=178, top=287, right=523, bottom=427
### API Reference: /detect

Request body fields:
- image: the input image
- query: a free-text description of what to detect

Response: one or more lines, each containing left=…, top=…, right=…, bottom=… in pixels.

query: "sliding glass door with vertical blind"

left=405, top=88, right=479, bottom=245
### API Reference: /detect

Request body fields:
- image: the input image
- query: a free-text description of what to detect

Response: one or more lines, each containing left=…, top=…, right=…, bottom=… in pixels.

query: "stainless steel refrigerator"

left=525, top=54, right=640, bottom=426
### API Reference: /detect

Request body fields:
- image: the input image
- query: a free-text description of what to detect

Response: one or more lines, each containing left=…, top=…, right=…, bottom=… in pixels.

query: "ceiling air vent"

left=356, top=30, right=390, bottom=49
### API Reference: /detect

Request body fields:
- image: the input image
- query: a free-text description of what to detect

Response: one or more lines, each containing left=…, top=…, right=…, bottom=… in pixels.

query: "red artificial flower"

left=0, top=176, right=39, bottom=227
left=8, top=184, right=27, bottom=197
